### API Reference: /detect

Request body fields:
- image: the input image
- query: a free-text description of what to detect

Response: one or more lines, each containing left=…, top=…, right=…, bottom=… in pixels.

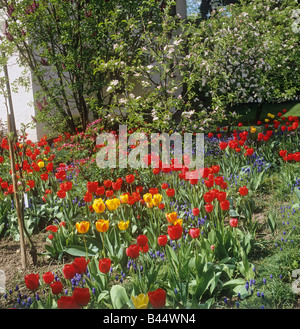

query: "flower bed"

left=0, top=111, right=299, bottom=309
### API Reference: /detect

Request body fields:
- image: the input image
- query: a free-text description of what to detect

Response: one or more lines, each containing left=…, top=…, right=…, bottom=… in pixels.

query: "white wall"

left=0, top=53, right=38, bottom=141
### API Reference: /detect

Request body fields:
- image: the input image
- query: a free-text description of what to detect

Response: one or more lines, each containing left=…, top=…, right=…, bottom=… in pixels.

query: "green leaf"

left=254, top=170, right=265, bottom=191
left=233, top=284, right=249, bottom=299
left=222, top=278, right=246, bottom=288
left=0, top=223, right=5, bottom=235
left=267, top=213, right=277, bottom=234
left=64, top=245, right=97, bottom=257
left=294, top=188, right=300, bottom=202
left=110, top=285, right=129, bottom=309
left=229, top=209, right=240, bottom=217
left=98, top=290, right=110, bottom=303
left=165, top=244, right=178, bottom=265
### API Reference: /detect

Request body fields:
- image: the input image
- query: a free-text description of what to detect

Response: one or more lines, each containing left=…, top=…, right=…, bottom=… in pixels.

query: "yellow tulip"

left=38, top=161, right=44, bottom=168
left=106, top=198, right=120, bottom=211
left=93, top=198, right=106, bottom=213
left=250, top=126, right=256, bottom=133
left=118, top=220, right=130, bottom=231
left=152, top=193, right=162, bottom=206
left=95, top=219, right=109, bottom=233
left=76, top=221, right=90, bottom=234
left=143, top=193, right=153, bottom=203
left=267, top=113, right=275, bottom=119
left=166, top=212, right=177, bottom=223
left=120, top=193, right=129, bottom=204
left=265, top=118, right=270, bottom=123
left=131, top=294, right=149, bottom=309
left=146, top=201, right=154, bottom=208
left=173, top=218, right=183, bottom=226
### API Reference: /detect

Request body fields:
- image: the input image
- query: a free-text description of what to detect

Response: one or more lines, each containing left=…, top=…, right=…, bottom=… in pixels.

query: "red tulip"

left=136, top=186, right=143, bottom=193
left=167, top=225, right=182, bottom=240
left=57, top=189, right=66, bottom=199
left=137, top=235, right=148, bottom=247
left=219, top=142, right=228, bottom=150
left=229, top=218, right=238, bottom=228
left=204, top=179, right=214, bottom=188
left=149, top=187, right=158, bottom=195
left=279, top=150, right=287, bottom=157
left=46, top=225, right=58, bottom=233
left=125, top=174, right=135, bottom=184
left=83, top=191, right=93, bottom=202
left=211, top=165, right=220, bottom=174
left=42, top=271, right=54, bottom=284
left=126, top=244, right=140, bottom=259
left=216, top=191, right=226, bottom=202
left=205, top=203, right=213, bottom=213
left=50, top=281, right=63, bottom=295
left=166, top=188, right=175, bottom=197
left=63, top=264, right=76, bottom=280
left=158, top=203, right=165, bottom=209
left=61, top=181, right=72, bottom=192
left=189, top=228, right=200, bottom=239
left=139, top=243, right=149, bottom=253
left=106, top=189, right=114, bottom=198
left=40, top=173, right=48, bottom=181
left=214, top=176, right=224, bottom=186
left=246, top=148, right=254, bottom=156
left=203, top=192, right=213, bottom=203
left=73, top=287, right=90, bottom=307
left=73, top=257, right=89, bottom=274
left=157, top=235, right=168, bottom=246
left=161, top=182, right=168, bottom=189
left=192, top=207, right=200, bottom=216
left=46, top=162, right=53, bottom=171
left=220, top=200, right=230, bottom=211
left=148, top=288, right=166, bottom=309
left=103, top=180, right=112, bottom=188
left=57, top=296, right=80, bottom=309
left=24, top=273, right=39, bottom=290
left=27, top=180, right=35, bottom=189
left=98, top=258, right=111, bottom=274
left=87, top=181, right=98, bottom=193
left=239, top=186, right=248, bottom=196
left=201, top=167, right=210, bottom=178
left=112, top=181, right=122, bottom=191
left=96, top=186, right=105, bottom=195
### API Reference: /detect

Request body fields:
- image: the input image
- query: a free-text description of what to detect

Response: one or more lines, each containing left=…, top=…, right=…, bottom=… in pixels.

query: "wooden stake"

left=3, top=52, right=28, bottom=270
left=7, top=114, right=27, bottom=269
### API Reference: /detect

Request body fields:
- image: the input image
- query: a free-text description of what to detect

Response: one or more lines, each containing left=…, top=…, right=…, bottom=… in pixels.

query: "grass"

left=224, top=180, right=300, bottom=309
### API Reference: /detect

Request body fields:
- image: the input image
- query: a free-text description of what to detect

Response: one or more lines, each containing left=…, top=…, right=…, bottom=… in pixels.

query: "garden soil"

left=0, top=231, right=72, bottom=308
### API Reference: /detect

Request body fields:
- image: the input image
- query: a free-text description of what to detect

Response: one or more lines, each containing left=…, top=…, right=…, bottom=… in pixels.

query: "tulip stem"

left=101, top=232, right=106, bottom=257
left=83, top=235, right=88, bottom=260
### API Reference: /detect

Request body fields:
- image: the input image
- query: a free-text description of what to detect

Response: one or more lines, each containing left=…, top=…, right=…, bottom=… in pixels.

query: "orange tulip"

left=76, top=221, right=90, bottom=234
left=95, top=219, right=109, bottom=233
left=166, top=212, right=177, bottom=224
